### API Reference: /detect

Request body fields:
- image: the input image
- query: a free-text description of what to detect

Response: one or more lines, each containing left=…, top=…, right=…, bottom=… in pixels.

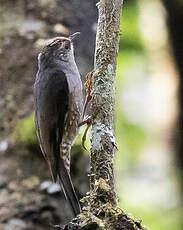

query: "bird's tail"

left=57, top=157, right=81, bottom=216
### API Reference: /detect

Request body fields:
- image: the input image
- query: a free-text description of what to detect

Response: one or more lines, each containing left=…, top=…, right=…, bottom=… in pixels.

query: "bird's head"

left=38, top=32, right=80, bottom=68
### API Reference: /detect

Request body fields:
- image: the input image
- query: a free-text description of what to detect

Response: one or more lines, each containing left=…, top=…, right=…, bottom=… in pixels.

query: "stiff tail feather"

left=57, top=158, right=81, bottom=216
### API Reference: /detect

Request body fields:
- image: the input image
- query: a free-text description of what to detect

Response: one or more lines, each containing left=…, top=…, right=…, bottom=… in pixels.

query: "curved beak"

left=69, top=32, right=80, bottom=41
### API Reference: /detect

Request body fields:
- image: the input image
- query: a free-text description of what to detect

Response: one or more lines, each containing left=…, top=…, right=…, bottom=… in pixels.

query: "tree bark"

left=61, top=1, right=148, bottom=229
left=90, top=0, right=121, bottom=198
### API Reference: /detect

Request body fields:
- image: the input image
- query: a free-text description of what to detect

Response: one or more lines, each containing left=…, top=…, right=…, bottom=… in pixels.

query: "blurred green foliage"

left=116, top=1, right=182, bottom=230
left=124, top=206, right=182, bottom=230
left=15, top=114, right=37, bottom=144
left=119, top=1, right=144, bottom=53
left=115, top=0, right=146, bottom=167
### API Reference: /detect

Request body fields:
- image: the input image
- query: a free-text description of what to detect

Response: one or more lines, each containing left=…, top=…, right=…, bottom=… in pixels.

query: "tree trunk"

left=61, top=1, right=148, bottom=229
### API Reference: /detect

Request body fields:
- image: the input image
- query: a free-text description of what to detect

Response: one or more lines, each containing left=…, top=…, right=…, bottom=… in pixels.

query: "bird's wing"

left=34, top=70, right=69, bottom=180
left=48, top=70, right=69, bottom=180
left=34, top=70, right=80, bottom=216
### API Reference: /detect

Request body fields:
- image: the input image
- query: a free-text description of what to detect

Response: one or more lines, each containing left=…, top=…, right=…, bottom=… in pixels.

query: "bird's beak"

left=69, top=32, right=80, bottom=41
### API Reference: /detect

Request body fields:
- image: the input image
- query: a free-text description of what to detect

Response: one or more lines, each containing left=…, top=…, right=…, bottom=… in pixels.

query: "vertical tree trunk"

left=90, top=0, right=122, bottom=201
left=62, top=1, right=148, bottom=229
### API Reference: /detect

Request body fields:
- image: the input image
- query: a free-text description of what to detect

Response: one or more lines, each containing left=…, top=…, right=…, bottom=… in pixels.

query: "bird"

left=33, top=32, right=83, bottom=217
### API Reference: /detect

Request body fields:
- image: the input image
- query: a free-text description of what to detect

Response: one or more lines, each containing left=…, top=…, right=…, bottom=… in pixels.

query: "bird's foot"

left=79, top=116, right=92, bottom=150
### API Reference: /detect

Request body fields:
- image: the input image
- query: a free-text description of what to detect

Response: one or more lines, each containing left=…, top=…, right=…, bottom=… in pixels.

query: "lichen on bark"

left=90, top=0, right=122, bottom=204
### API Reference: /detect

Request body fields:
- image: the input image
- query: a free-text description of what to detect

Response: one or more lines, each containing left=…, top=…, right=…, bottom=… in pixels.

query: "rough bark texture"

left=90, top=0, right=122, bottom=200
left=161, top=0, right=183, bottom=194
left=61, top=1, right=148, bottom=229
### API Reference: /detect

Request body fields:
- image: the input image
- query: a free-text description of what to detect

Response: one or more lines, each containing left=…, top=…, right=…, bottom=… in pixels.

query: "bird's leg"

left=79, top=116, right=92, bottom=150
left=80, top=70, right=95, bottom=149
left=79, top=115, right=92, bottom=127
